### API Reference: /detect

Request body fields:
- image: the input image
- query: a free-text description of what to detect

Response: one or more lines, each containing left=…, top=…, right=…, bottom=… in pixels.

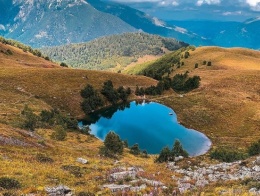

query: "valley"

left=0, top=36, right=260, bottom=194
left=0, top=0, right=260, bottom=195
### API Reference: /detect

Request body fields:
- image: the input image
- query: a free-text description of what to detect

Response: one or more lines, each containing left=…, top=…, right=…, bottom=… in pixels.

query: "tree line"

left=80, top=80, right=131, bottom=115
left=41, top=32, right=188, bottom=70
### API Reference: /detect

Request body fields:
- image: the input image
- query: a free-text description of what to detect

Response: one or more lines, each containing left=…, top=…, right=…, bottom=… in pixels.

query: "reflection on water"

left=79, top=101, right=211, bottom=155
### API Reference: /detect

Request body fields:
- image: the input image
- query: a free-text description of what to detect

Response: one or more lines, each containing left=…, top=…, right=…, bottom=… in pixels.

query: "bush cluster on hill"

left=210, top=148, right=248, bottom=162
left=80, top=81, right=131, bottom=115
left=139, top=46, right=195, bottom=80
left=135, top=72, right=200, bottom=96
left=41, top=32, right=188, bottom=70
left=210, top=139, right=260, bottom=162
left=21, top=106, right=77, bottom=140
left=0, top=36, right=50, bottom=60
left=156, top=140, right=189, bottom=163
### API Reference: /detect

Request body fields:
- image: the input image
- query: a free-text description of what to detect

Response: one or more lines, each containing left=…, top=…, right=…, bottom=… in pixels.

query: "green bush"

left=0, top=177, right=21, bottom=190
left=172, top=140, right=188, bottom=158
left=60, top=62, right=68, bottom=67
left=103, top=131, right=124, bottom=155
left=156, top=140, right=189, bottom=163
left=51, top=125, right=67, bottom=141
left=21, top=105, right=39, bottom=131
left=156, top=146, right=172, bottom=163
left=130, top=143, right=141, bottom=155
left=195, top=63, right=198, bottom=68
left=248, top=139, right=260, bottom=156
left=210, top=148, right=247, bottom=162
left=207, top=61, right=212, bottom=66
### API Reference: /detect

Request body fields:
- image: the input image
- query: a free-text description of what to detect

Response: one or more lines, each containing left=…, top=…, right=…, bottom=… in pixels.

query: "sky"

left=104, top=0, right=260, bottom=21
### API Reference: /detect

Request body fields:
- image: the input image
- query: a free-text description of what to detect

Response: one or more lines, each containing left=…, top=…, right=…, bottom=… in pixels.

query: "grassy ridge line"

left=0, top=42, right=157, bottom=127
left=153, top=46, right=260, bottom=148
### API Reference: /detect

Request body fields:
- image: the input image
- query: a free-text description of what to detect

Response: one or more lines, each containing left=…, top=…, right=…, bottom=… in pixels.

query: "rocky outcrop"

left=45, top=185, right=73, bottom=196
left=168, top=156, right=260, bottom=194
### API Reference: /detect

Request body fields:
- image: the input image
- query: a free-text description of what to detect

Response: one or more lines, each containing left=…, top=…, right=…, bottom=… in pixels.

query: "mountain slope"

left=87, top=0, right=210, bottom=46
left=131, top=46, right=260, bottom=147
left=40, top=32, right=188, bottom=71
left=0, top=39, right=260, bottom=195
left=168, top=18, right=260, bottom=49
left=1, top=0, right=210, bottom=48
left=3, top=0, right=136, bottom=47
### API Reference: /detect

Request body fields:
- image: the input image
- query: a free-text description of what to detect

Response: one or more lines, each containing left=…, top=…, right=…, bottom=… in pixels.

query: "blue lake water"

left=79, top=101, right=211, bottom=156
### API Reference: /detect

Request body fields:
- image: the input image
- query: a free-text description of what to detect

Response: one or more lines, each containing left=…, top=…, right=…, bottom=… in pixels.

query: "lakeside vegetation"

left=41, top=32, right=188, bottom=70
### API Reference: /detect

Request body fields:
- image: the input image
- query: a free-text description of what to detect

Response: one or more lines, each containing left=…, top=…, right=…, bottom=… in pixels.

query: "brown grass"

left=154, top=46, right=260, bottom=148
left=0, top=43, right=260, bottom=194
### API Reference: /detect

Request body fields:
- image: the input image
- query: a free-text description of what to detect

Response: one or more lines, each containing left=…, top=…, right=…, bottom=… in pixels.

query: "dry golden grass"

left=123, top=55, right=162, bottom=73
left=153, top=46, right=260, bottom=148
left=0, top=43, right=260, bottom=194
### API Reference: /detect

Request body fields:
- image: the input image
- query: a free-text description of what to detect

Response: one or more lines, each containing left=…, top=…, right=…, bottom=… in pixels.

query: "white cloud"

left=246, top=0, right=260, bottom=6
left=111, top=0, right=260, bottom=11
left=172, top=1, right=179, bottom=6
left=222, top=11, right=242, bottom=15
left=246, top=0, right=260, bottom=10
left=196, top=0, right=221, bottom=6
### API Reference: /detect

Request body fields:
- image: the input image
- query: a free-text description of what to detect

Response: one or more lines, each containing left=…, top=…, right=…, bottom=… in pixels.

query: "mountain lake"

left=79, top=101, right=211, bottom=156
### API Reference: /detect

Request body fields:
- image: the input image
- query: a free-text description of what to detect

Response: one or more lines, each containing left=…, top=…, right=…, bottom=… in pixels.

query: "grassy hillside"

left=145, top=46, right=260, bottom=148
left=41, top=32, right=188, bottom=71
left=1, top=41, right=260, bottom=195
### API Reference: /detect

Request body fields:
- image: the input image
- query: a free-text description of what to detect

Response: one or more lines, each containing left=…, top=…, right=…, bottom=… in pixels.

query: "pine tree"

left=104, top=131, right=124, bottom=154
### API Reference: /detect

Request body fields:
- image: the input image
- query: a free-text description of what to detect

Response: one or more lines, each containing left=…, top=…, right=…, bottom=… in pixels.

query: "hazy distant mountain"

left=168, top=17, right=260, bottom=49
left=1, top=0, right=209, bottom=48
left=1, top=0, right=136, bottom=47
left=87, top=0, right=210, bottom=46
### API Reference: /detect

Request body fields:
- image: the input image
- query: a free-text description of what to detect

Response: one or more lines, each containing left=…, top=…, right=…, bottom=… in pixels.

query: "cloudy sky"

left=104, top=0, right=260, bottom=21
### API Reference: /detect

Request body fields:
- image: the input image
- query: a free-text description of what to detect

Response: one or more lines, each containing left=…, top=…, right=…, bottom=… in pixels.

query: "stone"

left=130, top=184, right=146, bottom=192
left=252, top=165, right=260, bottom=172
left=109, top=171, right=137, bottom=182
left=45, top=185, right=72, bottom=196
left=174, top=156, right=184, bottom=162
left=255, top=157, right=260, bottom=165
left=76, top=157, right=88, bottom=164
left=103, top=184, right=131, bottom=192
left=196, top=179, right=209, bottom=187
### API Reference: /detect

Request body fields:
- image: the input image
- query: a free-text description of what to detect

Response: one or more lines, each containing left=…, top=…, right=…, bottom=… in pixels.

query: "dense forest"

left=41, top=32, right=188, bottom=70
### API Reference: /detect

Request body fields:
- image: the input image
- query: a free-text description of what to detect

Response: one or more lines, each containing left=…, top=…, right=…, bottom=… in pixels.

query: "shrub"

left=61, top=165, right=83, bottom=177
left=248, top=139, right=260, bottom=156
left=130, top=143, right=141, bottom=155
left=77, top=192, right=95, bottom=196
left=203, top=61, right=207, bottom=65
left=36, top=153, right=54, bottom=163
left=6, top=49, right=13, bottom=55
left=60, top=62, right=68, bottom=67
left=195, top=63, right=198, bottom=68
left=210, top=148, right=247, bottom=162
left=103, top=131, right=124, bottom=155
left=156, top=146, right=172, bottom=163
left=51, top=125, right=67, bottom=141
left=207, top=61, right=212, bottom=66
left=21, top=105, right=39, bottom=131
left=184, top=51, right=190, bottom=59
left=0, top=177, right=21, bottom=189
left=156, top=140, right=189, bottom=163
left=172, top=140, right=189, bottom=158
